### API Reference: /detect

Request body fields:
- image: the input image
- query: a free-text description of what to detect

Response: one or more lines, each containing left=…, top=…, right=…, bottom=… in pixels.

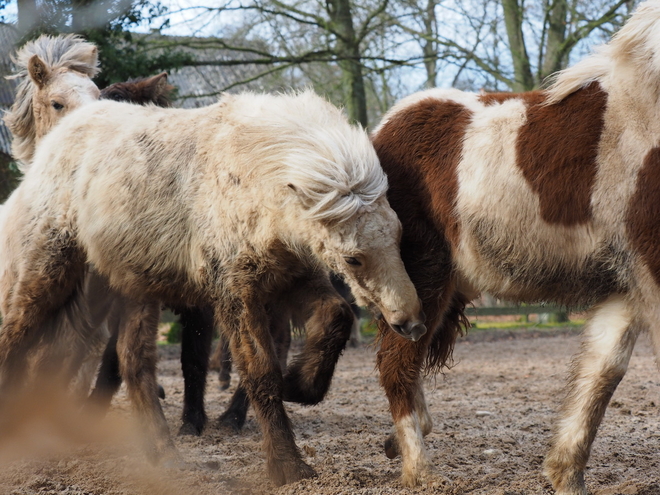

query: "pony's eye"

left=51, top=101, right=64, bottom=110
left=344, top=256, right=361, bottom=266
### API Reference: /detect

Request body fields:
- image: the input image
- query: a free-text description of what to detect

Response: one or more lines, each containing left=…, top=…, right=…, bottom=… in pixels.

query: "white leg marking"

left=414, top=384, right=433, bottom=436
left=545, top=294, right=638, bottom=495
left=396, top=412, right=428, bottom=487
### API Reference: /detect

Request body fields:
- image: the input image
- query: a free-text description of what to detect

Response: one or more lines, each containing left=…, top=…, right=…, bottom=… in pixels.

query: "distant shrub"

left=166, top=321, right=182, bottom=344
left=361, top=318, right=378, bottom=336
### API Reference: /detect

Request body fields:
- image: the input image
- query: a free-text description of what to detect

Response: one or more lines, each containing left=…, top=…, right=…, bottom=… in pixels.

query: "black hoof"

left=219, top=379, right=230, bottom=391
left=217, top=409, right=246, bottom=432
left=384, top=435, right=400, bottom=459
left=178, top=421, right=203, bottom=436
left=282, top=368, right=324, bottom=405
left=157, top=384, right=166, bottom=400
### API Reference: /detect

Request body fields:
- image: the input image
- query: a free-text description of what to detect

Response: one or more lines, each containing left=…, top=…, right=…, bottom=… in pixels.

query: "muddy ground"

left=1, top=328, right=659, bottom=495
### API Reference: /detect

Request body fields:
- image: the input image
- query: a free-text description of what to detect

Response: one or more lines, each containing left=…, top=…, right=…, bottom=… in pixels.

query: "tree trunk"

left=326, top=0, right=369, bottom=127
left=541, top=0, right=568, bottom=80
left=422, top=0, right=437, bottom=88
left=501, top=0, right=534, bottom=91
left=17, top=0, right=39, bottom=35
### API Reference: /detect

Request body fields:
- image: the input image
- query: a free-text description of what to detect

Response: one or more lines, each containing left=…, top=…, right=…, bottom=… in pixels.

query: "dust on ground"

left=1, top=328, right=659, bottom=495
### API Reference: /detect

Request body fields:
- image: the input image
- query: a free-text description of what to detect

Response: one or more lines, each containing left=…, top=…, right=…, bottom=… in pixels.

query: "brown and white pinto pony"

left=0, top=90, right=425, bottom=485
left=371, top=2, right=660, bottom=493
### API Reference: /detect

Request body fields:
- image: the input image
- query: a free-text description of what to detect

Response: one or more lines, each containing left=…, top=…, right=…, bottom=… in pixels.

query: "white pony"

left=0, top=89, right=425, bottom=485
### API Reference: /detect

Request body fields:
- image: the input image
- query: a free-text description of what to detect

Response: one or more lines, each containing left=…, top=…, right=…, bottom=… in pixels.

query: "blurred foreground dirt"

left=1, top=328, right=659, bottom=495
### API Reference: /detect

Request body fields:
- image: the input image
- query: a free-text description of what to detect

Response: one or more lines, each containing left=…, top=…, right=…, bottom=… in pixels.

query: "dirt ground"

left=1, top=328, right=659, bottom=495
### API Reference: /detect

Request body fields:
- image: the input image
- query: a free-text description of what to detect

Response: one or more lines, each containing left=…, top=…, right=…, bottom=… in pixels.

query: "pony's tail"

left=424, top=291, right=471, bottom=374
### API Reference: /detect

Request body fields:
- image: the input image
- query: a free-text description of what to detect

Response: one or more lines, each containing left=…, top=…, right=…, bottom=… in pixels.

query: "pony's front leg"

left=224, top=298, right=315, bottom=486
left=0, top=237, right=86, bottom=396
left=116, top=299, right=178, bottom=464
left=544, top=294, right=638, bottom=495
left=282, top=278, right=354, bottom=404
left=377, top=327, right=434, bottom=487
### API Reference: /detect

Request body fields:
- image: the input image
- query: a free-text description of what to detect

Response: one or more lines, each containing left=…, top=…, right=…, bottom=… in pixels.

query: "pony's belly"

left=454, top=217, right=626, bottom=306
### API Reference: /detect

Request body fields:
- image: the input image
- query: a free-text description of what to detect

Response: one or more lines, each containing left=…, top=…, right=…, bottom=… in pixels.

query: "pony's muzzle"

left=391, top=320, right=427, bottom=342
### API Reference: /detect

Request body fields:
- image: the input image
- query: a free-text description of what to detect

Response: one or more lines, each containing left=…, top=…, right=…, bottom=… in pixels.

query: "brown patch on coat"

left=627, top=147, right=660, bottom=286
left=515, top=82, right=608, bottom=225
left=478, top=90, right=544, bottom=106
left=371, top=97, right=473, bottom=386
left=100, top=73, right=174, bottom=108
left=373, top=98, right=473, bottom=248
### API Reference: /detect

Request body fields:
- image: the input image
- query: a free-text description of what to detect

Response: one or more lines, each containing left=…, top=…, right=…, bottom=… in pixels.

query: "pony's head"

left=100, top=72, right=174, bottom=107
left=258, top=91, right=426, bottom=341
left=316, top=196, right=427, bottom=341
left=4, top=34, right=100, bottom=166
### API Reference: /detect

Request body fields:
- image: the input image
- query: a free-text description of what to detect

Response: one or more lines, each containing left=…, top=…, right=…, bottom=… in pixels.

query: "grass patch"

left=471, top=320, right=585, bottom=330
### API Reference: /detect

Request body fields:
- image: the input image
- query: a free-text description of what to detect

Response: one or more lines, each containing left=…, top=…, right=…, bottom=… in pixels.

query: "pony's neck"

left=605, top=60, right=660, bottom=139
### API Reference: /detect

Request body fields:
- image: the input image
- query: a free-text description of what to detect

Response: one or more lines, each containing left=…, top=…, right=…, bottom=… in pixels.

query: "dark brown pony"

left=100, top=73, right=174, bottom=106
left=370, top=3, right=660, bottom=493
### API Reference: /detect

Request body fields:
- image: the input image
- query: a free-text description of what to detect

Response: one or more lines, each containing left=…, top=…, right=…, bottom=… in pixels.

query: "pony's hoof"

left=268, top=458, right=317, bottom=486
left=217, top=410, right=246, bottom=432
left=219, top=379, right=230, bottom=391
left=384, top=434, right=400, bottom=459
left=145, top=442, right=180, bottom=467
left=178, top=421, right=202, bottom=436
left=157, top=385, right=166, bottom=400
left=401, top=469, right=426, bottom=488
left=543, top=460, right=587, bottom=495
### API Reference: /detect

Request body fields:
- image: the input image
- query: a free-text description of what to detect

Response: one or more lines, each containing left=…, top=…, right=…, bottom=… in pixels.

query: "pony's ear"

left=147, top=72, right=169, bottom=92
left=80, top=45, right=98, bottom=69
left=151, top=72, right=168, bottom=84
left=28, top=55, right=51, bottom=88
left=142, top=72, right=173, bottom=106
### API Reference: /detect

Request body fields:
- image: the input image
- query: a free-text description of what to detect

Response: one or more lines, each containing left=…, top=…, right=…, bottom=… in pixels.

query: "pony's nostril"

left=408, top=323, right=427, bottom=342
left=392, top=324, right=405, bottom=335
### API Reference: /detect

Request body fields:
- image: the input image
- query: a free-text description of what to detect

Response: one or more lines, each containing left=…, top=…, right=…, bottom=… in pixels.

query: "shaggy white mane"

left=233, top=90, right=388, bottom=223
left=546, top=0, right=660, bottom=104
left=3, top=34, right=99, bottom=165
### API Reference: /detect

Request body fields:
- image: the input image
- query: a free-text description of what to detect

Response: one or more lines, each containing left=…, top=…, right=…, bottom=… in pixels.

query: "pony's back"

left=26, top=91, right=384, bottom=300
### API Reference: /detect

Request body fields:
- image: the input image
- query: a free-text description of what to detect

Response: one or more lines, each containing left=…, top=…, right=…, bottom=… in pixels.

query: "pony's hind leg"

left=87, top=326, right=122, bottom=412
left=179, top=306, right=215, bottom=436
left=116, top=299, right=178, bottom=464
left=218, top=337, right=233, bottom=390
left=544, top=294, right=639, bottom=495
